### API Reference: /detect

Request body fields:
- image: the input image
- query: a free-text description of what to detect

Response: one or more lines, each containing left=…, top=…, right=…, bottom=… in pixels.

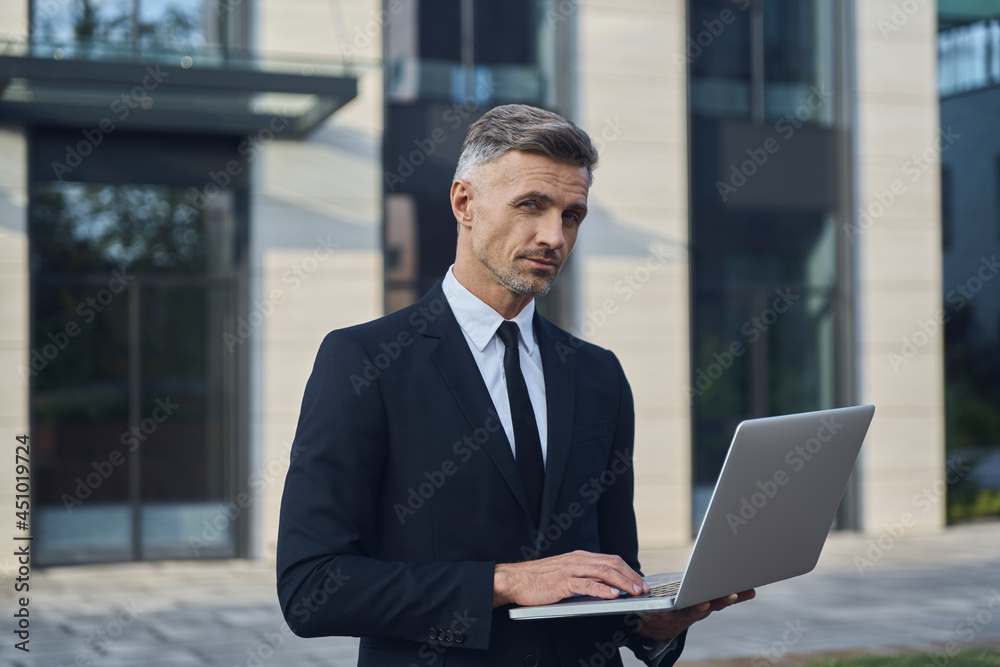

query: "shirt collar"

left=442, top=265, right=536, bottom=354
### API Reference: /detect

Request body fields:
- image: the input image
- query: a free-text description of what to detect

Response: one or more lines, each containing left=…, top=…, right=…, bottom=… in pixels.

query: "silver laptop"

left=510, top=405, right=875, bottom=620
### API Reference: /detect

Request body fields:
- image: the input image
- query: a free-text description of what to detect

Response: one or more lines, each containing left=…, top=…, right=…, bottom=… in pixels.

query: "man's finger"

left=566, top=553, right=647, bottom=595
left=571, top=576, right=626, bottom=600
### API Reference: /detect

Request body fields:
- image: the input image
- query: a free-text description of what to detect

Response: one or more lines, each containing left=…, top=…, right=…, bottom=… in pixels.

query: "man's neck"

left=451, top=264, right=533, bottom=321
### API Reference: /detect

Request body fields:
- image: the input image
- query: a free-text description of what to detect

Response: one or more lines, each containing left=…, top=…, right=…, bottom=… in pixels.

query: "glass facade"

left=687, top=0, right=845, bottom=529
left=31, top=0, right=247, bottom=55
left=29, top=131, right=247, bottom=564
left=382, top=0, right=567, bottom=316
left=938, top=3, right=1000, bottom=523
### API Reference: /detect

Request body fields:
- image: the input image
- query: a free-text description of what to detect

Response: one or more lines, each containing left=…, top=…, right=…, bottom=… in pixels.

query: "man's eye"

left=521, top=201, right=538, bottom=209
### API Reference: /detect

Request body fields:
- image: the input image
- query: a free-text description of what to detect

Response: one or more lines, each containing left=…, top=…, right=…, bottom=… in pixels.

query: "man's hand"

left=493, top=550, right=650, bottom=608
left=636, top=589, right=756, bottom=641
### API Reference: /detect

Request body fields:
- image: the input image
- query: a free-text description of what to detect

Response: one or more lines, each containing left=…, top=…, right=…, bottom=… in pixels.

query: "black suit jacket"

left=276, top=281, right=686, bottom=666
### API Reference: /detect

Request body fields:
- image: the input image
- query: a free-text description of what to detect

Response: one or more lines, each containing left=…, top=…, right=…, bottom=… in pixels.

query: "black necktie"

left=497, top=321, right=545, bottom=527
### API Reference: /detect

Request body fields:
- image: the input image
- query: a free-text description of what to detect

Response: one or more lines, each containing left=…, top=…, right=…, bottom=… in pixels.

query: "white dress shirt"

left=442, top=266, right=548, bottom=466
left=443, top=267, right=677, bottom=665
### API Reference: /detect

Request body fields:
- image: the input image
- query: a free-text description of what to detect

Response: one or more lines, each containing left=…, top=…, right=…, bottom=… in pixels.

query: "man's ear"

left=451, top=179, right=474, bottom=230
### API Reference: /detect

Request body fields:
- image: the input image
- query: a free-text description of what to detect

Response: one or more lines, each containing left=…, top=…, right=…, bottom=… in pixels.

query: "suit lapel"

left=421, top=283, right=535, bottom=522
left=535, top=315, right=576, bottom=536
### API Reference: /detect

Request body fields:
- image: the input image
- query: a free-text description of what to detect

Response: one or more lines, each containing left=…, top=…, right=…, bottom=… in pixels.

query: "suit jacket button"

left=523, top=656, right=539, bottom=667
left=429, top=628, right=437, bottom=640
left=443, top=629, right=454, bottom=643
left=454, top=630, right=465, bottom=644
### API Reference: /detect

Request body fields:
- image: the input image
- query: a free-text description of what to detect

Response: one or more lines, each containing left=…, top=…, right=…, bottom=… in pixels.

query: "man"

left=276, top=104, right=753, bottom=666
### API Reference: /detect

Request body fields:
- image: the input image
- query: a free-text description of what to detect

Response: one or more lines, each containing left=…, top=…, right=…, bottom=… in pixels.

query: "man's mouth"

left=521, top=255, right=559, bottom=271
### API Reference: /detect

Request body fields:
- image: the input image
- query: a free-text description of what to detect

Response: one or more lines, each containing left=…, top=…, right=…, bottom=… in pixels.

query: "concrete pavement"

left=2, top=522, right=998, bottom=666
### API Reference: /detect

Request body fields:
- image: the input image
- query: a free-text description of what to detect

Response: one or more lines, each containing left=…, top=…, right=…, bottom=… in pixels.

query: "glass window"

left=689, top=0, right=752, bottom=118
left=31, top=0, right=234, bottom=53
left=688, top=0, right=833, bottom=124
left=938, top=4, right=1000, bottom=523
left=689, top=210, right=839, bottom=529
left=384, top=0, right=554, bottom=311
left=31, top=179, right=241, bottom=565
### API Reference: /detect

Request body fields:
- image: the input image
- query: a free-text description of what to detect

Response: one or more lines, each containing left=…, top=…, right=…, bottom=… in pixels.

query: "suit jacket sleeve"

left=275, top=330, right=496, bottom=648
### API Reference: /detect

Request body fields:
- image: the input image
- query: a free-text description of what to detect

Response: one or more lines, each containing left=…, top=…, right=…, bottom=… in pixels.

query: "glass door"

left=30, top=182, right=241, bottom=565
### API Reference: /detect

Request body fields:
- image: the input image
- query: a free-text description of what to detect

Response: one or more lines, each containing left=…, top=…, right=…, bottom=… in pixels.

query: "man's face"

left=462, top=150, right=590, bottom=298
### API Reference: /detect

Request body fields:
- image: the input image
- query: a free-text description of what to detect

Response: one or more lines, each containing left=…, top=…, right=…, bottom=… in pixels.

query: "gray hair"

left=453, top=104, right=598, bottom=184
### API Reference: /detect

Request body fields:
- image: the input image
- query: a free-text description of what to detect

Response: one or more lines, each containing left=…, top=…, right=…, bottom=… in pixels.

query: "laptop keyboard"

left=647, top=580, right=681, bottom=597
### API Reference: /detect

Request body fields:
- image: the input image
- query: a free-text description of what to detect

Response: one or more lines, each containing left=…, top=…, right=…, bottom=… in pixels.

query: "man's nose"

left=536, top=212, right=566, bottom=249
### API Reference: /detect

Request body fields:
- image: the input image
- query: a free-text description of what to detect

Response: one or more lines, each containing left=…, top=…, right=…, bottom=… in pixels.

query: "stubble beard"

left=475, top=246, right=558, bottom=298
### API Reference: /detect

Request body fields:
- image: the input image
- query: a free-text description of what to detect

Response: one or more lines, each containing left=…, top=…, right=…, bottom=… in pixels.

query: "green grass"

left=805, top=648, right=1000, bottom=666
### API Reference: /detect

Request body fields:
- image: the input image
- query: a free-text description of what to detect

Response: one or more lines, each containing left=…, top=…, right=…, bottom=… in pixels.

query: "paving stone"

left=11, top=522, right=1000, bottom=666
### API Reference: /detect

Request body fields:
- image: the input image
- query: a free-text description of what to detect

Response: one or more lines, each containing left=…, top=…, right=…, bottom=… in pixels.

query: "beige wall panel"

left=863, top=413, right=944, bottom=472
left=259, top=143, right=381, bottom=224
left=861, top=477, right=946, bottom=533
left=0, top=250, right=26, bottom=347
left=635, top=483, right=690, bottom=546
left=580, top=11, right=685, bottom=75
left=855, top=8, right=944, bottom=533
left=863, top=289, right=948, bottom=345
left=857, top=102, right=942, bottom=160
left=578, top=0, right=690, bottom=545
left=587, top=144, right=688, bottom=213
left=255, top=425, right=305, bottom=559
left=0, top=2, right=27, bottom=36
left=261, top=249, right=380, bottom=419
left=863, top=349, right=942, bottom=408
left=581, top=74, right=686, bottom=146
left=856, top=40, right=937, bottom=96
left=259, top=0, right=383, bottom=60
left=0, top=128, right=27, bottom=551
left=856, top=162, right=944, bottom=222
left=857, top=226, right=940, bottom=285
left=254, top=0, right=384, bottom=560
left=856, top=0, right=937, bottom=42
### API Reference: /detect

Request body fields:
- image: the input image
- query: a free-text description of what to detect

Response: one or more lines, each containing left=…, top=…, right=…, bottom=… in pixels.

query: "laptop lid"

left=508, top=405, right=875, bottom=620
left=673, top=405, right=875, bottom=608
